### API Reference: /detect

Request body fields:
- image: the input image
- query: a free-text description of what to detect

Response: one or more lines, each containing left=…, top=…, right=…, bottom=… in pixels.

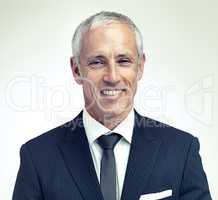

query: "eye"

left=118, top=59, right=129, bottom=63
left=88, top=59, right=105, bottom=67
left=89, top=61, right=101, bottom=65
left=117, top=58, right=131, bottom=65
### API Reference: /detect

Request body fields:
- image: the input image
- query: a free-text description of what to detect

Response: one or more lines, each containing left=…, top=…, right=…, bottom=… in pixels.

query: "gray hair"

left=72, top=11, right=143, bottom=66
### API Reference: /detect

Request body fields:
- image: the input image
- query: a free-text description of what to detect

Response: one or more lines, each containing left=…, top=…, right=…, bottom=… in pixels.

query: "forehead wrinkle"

left=80, top=22, right=138, bottom=62
left=85, top=23, right=136, bottom=46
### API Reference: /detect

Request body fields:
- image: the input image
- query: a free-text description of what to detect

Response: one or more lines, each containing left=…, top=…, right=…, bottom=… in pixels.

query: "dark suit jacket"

left=13, top=110, right=212, bottom=200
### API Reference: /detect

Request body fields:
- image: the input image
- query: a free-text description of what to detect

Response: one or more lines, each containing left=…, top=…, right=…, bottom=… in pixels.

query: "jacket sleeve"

left=12, top=144, right=43, bottom=200
left=179, top=137, right=212, bottom=200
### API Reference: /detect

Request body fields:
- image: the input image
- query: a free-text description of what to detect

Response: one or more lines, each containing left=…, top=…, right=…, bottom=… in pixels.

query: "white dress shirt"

left=83, top=108, right=135, bottom=200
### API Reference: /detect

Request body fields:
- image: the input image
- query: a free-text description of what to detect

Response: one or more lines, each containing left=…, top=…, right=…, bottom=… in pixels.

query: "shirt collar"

left=83, top=108, right=134, bottom=145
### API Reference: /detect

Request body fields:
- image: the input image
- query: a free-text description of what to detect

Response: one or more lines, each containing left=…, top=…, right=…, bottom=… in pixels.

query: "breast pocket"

left=139, top=189, right=172, bottom=200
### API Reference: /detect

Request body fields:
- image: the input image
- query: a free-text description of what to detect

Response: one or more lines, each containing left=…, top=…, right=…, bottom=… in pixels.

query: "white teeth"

left=101, top=89, right=123, bottom=96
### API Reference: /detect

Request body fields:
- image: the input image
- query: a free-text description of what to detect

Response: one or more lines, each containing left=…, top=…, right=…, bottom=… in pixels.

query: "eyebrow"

left=87, top=53, right=134, bottom=60
left=117, top=54, right=133, bottom=58
left=87, top=55, right=106, bottom=61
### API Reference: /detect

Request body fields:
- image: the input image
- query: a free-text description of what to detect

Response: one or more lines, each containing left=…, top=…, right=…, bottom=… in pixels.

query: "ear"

left=137, top=53, right=145, bottom=81
left=70, top=57, right=83, bottom=85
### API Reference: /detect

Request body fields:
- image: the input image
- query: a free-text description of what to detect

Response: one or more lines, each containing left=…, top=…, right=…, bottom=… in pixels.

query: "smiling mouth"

left=100, top=88, right=127, bottom=96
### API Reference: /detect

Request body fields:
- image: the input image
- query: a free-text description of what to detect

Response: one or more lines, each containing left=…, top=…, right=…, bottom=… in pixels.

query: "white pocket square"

left=139, top=189, right=172, bottom=200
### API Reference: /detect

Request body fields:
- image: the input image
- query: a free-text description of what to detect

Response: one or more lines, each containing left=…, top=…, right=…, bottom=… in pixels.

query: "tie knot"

left=97, top=133, right=121, bottom=150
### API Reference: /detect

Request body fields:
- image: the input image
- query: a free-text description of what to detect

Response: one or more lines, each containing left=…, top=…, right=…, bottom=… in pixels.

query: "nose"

left=103, top=61, right=121, bottom=84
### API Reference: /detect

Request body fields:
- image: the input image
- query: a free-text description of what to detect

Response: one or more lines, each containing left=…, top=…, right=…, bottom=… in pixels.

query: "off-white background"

left=0, top=0, right=217, bottom=199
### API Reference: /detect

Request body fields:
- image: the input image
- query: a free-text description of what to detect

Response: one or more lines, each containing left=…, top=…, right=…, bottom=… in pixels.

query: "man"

left=13, top=11, right=212, bottom=200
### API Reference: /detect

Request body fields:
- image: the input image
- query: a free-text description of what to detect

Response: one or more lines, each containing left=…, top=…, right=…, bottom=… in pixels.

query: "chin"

left=99, top=103, right=129, bottom=117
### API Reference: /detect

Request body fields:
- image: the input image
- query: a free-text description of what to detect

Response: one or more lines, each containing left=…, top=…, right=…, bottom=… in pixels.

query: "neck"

left=86, top=106, right=133, bottom=130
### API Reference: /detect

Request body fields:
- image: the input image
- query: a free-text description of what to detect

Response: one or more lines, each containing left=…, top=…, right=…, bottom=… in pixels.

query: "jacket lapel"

left=57, top=111, right=104, bottom=200
left=57, top=110, right=161, bottom=200
left=120, top=111, right=162, bottom=200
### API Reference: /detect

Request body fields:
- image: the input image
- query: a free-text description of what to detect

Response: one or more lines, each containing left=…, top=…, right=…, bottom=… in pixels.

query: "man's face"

left=72, top=22, right=144, bottom=121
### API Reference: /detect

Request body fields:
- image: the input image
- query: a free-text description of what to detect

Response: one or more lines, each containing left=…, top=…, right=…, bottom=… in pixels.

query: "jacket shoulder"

left=23, top=111, right=83, bottom=150
left=135, top=110, right=197, bottom=144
